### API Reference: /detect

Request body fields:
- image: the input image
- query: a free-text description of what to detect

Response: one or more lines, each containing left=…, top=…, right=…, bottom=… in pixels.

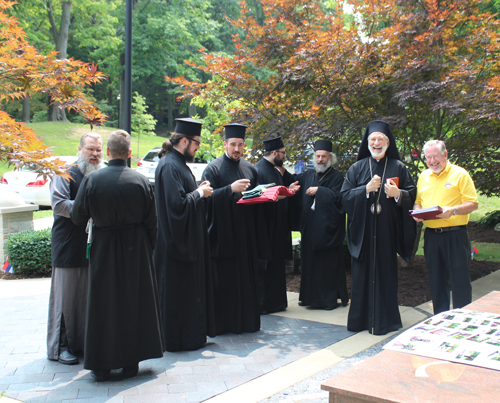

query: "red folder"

left=410, top=206, right=443, bottom=220
left=237, top=186, right=295, bottom=205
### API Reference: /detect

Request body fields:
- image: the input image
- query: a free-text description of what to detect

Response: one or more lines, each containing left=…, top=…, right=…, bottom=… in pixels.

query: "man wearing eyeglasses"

left=153, top=117, right=216, bottom=353
left=254, top=137, right=300, bottom=314
left=47, top=132, right=104, bottom=366
left=202, top=123, right=266, bottom=335
left=412, top=140, right=478, bottom=315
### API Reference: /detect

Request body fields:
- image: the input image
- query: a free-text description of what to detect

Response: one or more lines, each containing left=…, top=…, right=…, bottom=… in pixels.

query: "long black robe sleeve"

left=156, top=154, right=202, bottom=262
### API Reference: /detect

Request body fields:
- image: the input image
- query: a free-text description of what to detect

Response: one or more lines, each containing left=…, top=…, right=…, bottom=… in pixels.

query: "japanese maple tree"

left=168, top=0, right=500, bottom=196
left=0, top=0, right=106, bottom=178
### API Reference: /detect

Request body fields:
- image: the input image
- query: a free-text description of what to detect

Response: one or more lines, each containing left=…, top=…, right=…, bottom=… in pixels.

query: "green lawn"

left=0, top=122, right=167, bottom=177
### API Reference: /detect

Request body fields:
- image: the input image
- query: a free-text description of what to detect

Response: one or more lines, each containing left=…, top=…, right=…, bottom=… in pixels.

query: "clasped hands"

left=198, top=180, right=213, bottom=198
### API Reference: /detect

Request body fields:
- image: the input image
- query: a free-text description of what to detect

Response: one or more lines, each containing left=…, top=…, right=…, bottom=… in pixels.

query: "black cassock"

left=341, top=156, right=416, bottom=335
left=70, top=159, right=163, bottom=370
left=254, top=158, right=294, bottom=314
left=153, top=149, right=216, bottom=352
left=202, top=155, right=264, bottom=334
left=296, top=167, right=348, bottom=310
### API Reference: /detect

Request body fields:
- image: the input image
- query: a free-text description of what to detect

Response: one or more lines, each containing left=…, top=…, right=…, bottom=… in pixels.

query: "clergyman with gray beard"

left=341, top=121, right=417, bottom=336
left=292, top=139, right=348, bottom=310
left=47, top=132, right=104, bottom=366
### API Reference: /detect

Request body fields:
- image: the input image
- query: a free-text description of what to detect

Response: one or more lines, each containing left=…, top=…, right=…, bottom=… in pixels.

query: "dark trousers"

left=424, top=226, right=472, bottom=314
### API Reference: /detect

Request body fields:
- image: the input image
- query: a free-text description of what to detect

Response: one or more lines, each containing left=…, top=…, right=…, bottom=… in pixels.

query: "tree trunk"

left=22, top=96, right=30, bottom=123
left=47, top=0, right=71, bottom=123
left=187, top=98, right=197, bottom=117
left=47, top=96, right=53, bottom=122
left=167, top=91, right=173, bottom=132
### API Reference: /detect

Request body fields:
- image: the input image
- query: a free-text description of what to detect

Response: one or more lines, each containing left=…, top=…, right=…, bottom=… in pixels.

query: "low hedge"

left=5, top=228, right=52, bottom=275
left=477, top=210, right=500, bottom=228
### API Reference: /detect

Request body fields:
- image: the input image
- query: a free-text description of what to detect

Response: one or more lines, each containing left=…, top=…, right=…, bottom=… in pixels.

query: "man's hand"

left=231, top=178, right=251, bottom=193
left=366, top=174, right=381, bottom=194
left=436, top=206, right=455, bottom=220
left=412, top=203, right=424, bottom=222
left=289, top=181, right=300, bottom=193
left=198, top=181, right=213, bottom=198
left=384, top=178, right=400, bottom=198
left=306, top=186, right=318, bottom=197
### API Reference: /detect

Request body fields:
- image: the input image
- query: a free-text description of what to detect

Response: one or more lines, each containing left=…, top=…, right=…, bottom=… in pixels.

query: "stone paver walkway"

left=0, top=278, right=354, bottom=402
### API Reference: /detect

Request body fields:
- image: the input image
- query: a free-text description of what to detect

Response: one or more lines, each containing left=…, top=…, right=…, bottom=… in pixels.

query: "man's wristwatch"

left=453, top=208, right=458, bottom=215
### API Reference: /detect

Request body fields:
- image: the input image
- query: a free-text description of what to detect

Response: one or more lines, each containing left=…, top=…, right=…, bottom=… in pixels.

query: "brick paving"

left=0, top=279, right=354, bottom=402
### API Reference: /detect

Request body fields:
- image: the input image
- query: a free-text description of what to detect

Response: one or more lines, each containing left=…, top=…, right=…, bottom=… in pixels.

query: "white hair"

left=423, top=140, right=447, bottom=156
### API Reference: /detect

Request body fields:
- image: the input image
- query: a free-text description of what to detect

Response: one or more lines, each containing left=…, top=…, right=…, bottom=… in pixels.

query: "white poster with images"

left=384, top=309, right=500, bottom=371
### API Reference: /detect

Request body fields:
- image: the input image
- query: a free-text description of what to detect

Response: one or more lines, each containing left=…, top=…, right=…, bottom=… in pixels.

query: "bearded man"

left=47, top=132, right=104, bottom=365
left=294, top=140, right=348, bottom=310
left=254, top=137, right=300, bottom=314
left=202, top=123, right=268, bottom=335
left=153, top=118, right=216, bottom=352
left=341, top=121, right=417, bottom=335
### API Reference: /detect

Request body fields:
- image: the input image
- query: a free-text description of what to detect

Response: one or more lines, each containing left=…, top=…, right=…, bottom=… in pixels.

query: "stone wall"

left=0, top=206, right=38, bottom=264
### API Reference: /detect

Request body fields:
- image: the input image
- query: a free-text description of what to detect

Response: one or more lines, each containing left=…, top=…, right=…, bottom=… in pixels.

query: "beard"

left=274, top=158, right=284, bottom=167
left=77, top=151, right=104, bottom=176
left=369, top=144, right=388, bottom=159
left=313, top=157, right=332, bottom=173
left=183, top=146, right=195, bottom=163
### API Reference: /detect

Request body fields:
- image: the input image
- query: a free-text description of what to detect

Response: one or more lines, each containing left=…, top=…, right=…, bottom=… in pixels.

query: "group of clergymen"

left=46, top=119, right=478, bottom=381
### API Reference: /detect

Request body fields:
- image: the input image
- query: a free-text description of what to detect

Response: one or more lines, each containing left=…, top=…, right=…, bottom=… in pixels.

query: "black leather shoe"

left=122, top=363, right=139, bottom=378
left=91, top=369, right=111, bottom=382
left=298, top=301, right=306, bottom=306
left=58, top=350, right=79, bottom=365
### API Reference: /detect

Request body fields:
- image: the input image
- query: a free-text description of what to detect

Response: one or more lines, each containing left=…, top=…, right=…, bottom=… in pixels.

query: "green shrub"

left=5, top=228, right=52, bottom=274
left=32, top=110, right=48, bottom=123
left=477, top=210, right=500, bottom=228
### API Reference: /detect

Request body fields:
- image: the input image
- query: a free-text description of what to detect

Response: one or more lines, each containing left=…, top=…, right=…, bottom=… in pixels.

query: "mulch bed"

left=286, top=222, right=500, bottom=308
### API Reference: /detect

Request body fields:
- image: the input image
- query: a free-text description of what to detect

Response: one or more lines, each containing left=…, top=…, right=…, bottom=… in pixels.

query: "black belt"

left=429, top=225, right=467, bottom=233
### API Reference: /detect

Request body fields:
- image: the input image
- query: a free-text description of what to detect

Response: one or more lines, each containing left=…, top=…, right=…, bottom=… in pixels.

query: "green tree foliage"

left=8, top=0, right=122, bottom=122
left=131, top=91, right=157, bottom=157
left=169, top=0, right=500, bottom=196
left=131, top=0, right=227, bottom=130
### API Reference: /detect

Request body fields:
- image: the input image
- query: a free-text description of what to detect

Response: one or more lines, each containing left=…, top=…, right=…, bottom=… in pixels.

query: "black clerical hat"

left=224, top=123, right=247, bottom=139
left=263, top=137, right=285, bottom=152
left=314, top=140, right=332, bottom=152
left=357, top=120, right=400, bottom=161
left=175, top=118, right=202, bottom=137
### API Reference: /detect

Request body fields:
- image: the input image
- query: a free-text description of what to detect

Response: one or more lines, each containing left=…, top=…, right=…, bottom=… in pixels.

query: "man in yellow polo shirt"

left=413, top=140, right=478, bottom=314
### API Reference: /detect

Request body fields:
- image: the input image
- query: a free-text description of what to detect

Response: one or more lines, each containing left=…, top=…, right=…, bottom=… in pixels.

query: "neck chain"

left=369, top=157, right=388, bottom=214
left=316, top=166, right=332, bottom=182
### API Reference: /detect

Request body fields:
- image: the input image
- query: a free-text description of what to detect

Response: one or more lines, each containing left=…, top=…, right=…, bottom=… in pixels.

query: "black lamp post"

left=124, top=0, right=132, bottom=167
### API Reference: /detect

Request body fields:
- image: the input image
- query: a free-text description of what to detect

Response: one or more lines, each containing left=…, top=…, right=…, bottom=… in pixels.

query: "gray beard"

left=313, top=158, right=332, bottom=173
left=369, top=144, right=388, bottom=160
left=77, top=156, right=104, bottom=176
